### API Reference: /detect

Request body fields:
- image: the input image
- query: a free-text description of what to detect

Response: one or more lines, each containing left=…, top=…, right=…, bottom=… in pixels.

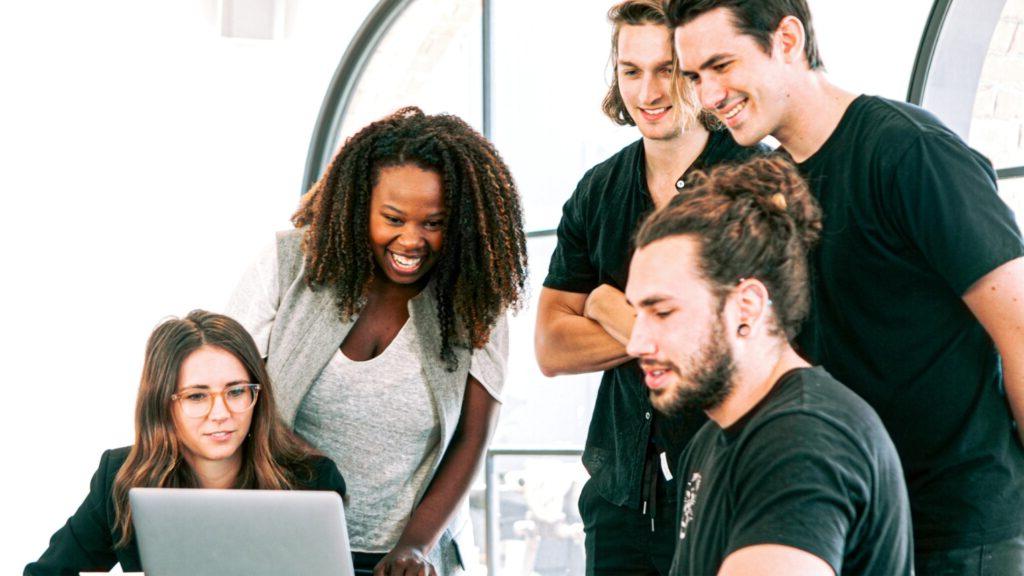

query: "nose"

left=639, top=74, right=663, bottom=106
left=395, top=227, right=426, bottom=252
left=698, top=76, right=726, bottom=111
left=208, top=393, right=231, bottom=421
left=626, top=317, right=654, bottom=358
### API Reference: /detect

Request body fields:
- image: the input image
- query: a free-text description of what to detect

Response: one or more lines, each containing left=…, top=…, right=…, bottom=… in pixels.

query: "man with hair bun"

left=627, top=156, right=912, bottom=575
left=534, top=1, right=766, bottom=573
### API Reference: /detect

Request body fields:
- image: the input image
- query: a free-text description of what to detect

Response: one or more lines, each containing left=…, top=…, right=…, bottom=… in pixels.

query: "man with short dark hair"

left=667, top=1, right=1024, bottom=572
left=534, top=1, right=764, bottom=573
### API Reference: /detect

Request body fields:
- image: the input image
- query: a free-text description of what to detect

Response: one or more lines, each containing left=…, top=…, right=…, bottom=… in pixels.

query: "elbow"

left=538, top=361, right=560, bottom=378
left=534, top=332, right=563, bottom=378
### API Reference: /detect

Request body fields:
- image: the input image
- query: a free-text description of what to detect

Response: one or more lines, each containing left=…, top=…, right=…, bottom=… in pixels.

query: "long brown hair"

left=602, top=0, right=710, bottom=130
left=293, top=106, right=528, bottom=370
left=635, top=155, right=822, bottom=339
left=111, top=310, right=318, bottom=548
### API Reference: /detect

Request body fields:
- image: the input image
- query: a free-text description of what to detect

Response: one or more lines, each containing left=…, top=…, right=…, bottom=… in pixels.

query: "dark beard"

left=658, top=316, right=736, bottom=416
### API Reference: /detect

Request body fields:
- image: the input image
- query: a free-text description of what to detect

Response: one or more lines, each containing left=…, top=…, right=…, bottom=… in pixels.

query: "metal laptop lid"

left=129, top=487, right=354, bottom=576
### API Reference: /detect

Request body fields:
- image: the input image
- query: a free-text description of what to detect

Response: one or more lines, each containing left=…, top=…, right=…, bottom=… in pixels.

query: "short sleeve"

left=469, top=313, right=508, bottom=402
left=310, top=457, right=347, bottom=499
left=725, top=414, right=869, bottom=575
left=890, top=133, right=1024, bottom=295
left=225, top=240, right=281, bottom=357
left=543, top=178, right=599, bottom=294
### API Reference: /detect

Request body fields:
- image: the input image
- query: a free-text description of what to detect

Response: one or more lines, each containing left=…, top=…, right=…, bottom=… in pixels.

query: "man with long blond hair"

left=534, top=1, right=765, bottom=573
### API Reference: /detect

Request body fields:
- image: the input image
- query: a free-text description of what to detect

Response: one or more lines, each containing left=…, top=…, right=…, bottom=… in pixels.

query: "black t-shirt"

left=543, top=129, right=765, bottom=508
left=670, top=367, right=912, bottom=576
left=794, top=95, right=1024, bottom=550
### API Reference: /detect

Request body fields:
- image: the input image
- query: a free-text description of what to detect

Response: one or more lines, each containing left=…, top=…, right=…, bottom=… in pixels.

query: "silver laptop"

left=129, top=487, right=355, bottom=576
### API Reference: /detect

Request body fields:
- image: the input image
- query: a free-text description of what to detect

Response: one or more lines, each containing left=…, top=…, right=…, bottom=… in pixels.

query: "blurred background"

left=2, top=0, right=1022, bottom=573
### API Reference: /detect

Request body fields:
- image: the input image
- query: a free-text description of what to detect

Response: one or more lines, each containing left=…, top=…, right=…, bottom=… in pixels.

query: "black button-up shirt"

left=543, top=130, right=765, bottom=508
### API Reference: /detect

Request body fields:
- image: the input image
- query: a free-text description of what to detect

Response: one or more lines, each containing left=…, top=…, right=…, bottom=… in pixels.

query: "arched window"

left=910, top=0, right=1024, bottom=211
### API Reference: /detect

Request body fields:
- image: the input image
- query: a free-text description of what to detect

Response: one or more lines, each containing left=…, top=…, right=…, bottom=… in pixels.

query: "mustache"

left=639, top=358, right=682, bottom=375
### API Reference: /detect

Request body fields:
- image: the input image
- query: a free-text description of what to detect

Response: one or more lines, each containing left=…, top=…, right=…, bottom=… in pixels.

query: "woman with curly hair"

left=25, top=310, right=346, bottom=574
left=228, top=107, right=528, bottom=575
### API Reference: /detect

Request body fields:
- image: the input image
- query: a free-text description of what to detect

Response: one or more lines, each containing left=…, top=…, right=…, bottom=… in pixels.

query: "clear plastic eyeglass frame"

left=170, top=383, right=261, bottom=419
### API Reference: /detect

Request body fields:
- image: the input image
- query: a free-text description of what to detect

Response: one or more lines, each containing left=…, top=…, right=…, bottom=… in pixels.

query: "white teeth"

left=643, top=108, right=667, bottom=115
left=723, top=99, right=747, bottom=119
left=391, top=252, right=422, bottom=268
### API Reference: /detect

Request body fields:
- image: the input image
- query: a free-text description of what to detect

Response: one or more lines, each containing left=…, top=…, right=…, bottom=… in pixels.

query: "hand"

left=373, top=544, right=437, bottom=576
left=584, top=283, right=626, bottom=323
left=583, top=283, right=636, bottom=346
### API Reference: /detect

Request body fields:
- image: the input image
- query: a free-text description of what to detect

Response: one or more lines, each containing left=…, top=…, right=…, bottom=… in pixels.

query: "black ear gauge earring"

left=737, top=324, right=751, bottom=337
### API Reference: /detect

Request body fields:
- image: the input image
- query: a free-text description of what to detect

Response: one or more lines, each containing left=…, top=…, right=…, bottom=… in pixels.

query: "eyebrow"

left=698, top=53, right=733, bottom=70
left=627, top=295, right=670, bottom=308
left=381, top=204, right=446, bottom=219
left=618, top=59, right=673, bottom=69
left=177, top=380, right=249, bottom=391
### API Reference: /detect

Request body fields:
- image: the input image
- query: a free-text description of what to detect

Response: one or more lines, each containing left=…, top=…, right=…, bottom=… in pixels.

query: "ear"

left=773, top=15, right=807, bottom=67
left=723, top=278, right=771, bottom=339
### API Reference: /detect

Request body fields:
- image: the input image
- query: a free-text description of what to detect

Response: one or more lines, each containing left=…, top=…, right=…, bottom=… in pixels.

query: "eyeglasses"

left=171, top=383, right=260, bottom=419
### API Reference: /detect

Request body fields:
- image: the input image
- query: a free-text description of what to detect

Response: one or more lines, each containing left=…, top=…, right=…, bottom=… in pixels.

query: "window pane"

left=498, top=234, right=600, bottom=448
left=335, top=0, right=483, bottom=149
left=971, top=0, right=1024, bottom=170
left=468, top=454, right=587, bottom=575
left=490, top=0, right=637, bottom=233
left=999, top=176, right=1024, bottom=222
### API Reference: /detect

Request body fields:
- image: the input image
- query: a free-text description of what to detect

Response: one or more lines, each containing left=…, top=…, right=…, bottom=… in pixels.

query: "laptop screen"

left=129, top=487, right=355, bottom=576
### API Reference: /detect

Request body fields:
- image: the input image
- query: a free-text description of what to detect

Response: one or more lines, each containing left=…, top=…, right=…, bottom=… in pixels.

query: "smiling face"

left=675, top=8, right=794, bottom=146
left=172, top=345, right=254, bottom=474
left=616, top=23, right=685, bottom=142
left=626, top=236, right=736, bottom=416
left=368, top=163, right=446, bottom=286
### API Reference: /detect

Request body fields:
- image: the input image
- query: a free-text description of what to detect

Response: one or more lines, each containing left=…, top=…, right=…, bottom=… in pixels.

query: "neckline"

left=793, top=94, right=868, bottom=167
left=337, top=317, right=412, bottom=364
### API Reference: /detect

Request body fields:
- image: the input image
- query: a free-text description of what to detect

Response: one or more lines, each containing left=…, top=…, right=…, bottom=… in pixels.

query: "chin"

left=649, top=387, right=681, bottom=416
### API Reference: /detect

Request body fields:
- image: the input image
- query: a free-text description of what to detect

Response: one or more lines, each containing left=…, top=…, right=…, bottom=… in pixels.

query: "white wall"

left=0, top=1, right=376, bottom=571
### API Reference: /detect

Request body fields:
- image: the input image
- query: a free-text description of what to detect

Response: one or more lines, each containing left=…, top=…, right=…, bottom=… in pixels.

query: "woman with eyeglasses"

left=25, top=310, right=346, bottom=575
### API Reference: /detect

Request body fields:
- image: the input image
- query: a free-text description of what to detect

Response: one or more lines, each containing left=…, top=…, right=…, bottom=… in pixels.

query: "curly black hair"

left=293, top=106, right=528, bottom=369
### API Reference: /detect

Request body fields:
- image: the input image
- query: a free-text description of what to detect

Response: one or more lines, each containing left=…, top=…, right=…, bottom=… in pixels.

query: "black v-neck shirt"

left=544, top=129, right=767, bottom=508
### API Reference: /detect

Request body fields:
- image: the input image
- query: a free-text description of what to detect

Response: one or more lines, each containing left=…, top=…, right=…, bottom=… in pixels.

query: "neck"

left=369, top=271, right=427, bottom=304
left=643, top=126, right=710, bottom=208
left=707, top=344, right=809, bottom=428
left=187, top=453, right=242, bottom=489
left=775, top=71, right=858, bottom=163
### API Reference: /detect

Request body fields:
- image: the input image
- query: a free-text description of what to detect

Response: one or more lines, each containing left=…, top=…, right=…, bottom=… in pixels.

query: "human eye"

left=621, top=68, right=638, bottom=78
left=424, top=219, right=445, bottom=230
left=654, top=308, right=675, bottom=319
left=183, top=390, right=209, bottom=403
left=225, top=385, right=249, bottom=399
left=713, top=60, right=732, bottom=73
left=384, top=215, right=403, bottom=225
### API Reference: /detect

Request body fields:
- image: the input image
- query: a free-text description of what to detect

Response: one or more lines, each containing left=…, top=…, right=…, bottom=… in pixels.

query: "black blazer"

left=25, top=446, right=346, bottom=575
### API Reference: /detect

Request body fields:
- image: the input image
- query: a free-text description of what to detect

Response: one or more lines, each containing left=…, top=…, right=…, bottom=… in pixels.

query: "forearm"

left=536, top=314, right=631, bottom=375
left=396, top=425, right=490, bottom=552
left=535, top=288, right=632, bottom=376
